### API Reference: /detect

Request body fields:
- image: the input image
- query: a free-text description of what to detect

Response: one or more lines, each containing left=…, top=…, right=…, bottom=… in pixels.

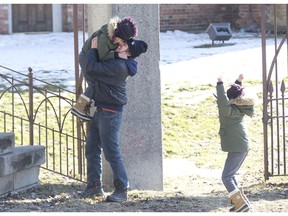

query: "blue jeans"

left=222, top=151, right=248, bottom=193
left=85, top=108, right=129, bottom=189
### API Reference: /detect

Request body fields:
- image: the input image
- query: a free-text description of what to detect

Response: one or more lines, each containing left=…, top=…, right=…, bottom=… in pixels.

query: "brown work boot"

left=106, top=188, right=128, bottom=202
left=79, top=182, right=105, bottom=198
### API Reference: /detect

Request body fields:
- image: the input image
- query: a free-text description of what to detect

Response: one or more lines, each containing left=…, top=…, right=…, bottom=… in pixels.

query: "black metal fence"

left=0, top=65, right=87, bottom=182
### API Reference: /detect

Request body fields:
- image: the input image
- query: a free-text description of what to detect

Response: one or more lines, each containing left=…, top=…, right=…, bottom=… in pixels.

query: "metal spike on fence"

left=280, top=79, right=286, bottom=95
left=268, top=80, right=274, bottom=95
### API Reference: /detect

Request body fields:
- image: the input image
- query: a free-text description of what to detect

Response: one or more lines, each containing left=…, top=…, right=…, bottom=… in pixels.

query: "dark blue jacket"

left=85, top=48, right=138, bottom=112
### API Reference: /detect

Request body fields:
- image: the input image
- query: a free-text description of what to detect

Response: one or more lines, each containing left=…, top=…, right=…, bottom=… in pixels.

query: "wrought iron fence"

left=261, top=5, right=288, bottom=180
left=0, top=65, right=87, bottom=182
left=264, top=79, right=288, bottom=179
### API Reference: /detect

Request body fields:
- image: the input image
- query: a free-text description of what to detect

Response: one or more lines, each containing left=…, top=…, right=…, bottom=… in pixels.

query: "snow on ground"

left=0, top=30, right=286, bottom=92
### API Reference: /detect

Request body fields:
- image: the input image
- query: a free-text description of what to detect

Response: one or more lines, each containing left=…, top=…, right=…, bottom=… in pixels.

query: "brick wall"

left=266, top=4, right=287, bottom=32
left=160, top=4, right=241, bottom=32
left=236, top=4, right=262, bottom=31
left=0, top=4, right=87, bottom=34
left=0, top=4, right=285, bottom=34
left=62, top=4, right=87, bottom=32
left=0, top=4, right=8, bottom=34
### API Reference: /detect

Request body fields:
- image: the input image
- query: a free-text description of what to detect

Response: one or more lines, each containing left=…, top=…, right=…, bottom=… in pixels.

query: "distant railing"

left=0, top=65, right=87, bottom=182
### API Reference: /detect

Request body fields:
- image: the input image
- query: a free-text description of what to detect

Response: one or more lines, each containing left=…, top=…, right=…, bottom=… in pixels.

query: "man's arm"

left=85, top=48, right=118, bottom=78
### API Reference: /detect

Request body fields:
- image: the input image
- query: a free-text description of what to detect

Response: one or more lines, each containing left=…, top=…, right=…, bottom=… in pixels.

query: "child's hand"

left=238, top=74, right=244, bottom=82
left=91, top=37, right=98, bottom=49
left=217, top=76, right=223, bottom=82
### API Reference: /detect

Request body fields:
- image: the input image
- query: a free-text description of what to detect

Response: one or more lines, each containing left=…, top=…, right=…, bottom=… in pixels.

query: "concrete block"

left=0, top=166, right=40, bottom=197
left=0, top=132, right=15, bottom=156
left=0, top=173, right=13, bottom=195
left=0, top=145, right=45, bottom=176
left=14, top=166, right=40, bottom=191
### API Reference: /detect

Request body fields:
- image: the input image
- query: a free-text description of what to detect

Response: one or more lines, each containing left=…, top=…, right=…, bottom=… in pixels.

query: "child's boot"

left=239, top=187, right=250, bottom=206
left=71, top=94, right=93, bottom=121
left=229, top=187, right=250, bottom=212
left=228, top=188, right=250, bottom=212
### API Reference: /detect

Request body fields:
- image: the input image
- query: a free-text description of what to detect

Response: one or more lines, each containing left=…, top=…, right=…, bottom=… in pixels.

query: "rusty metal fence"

left=0, top=64, right=87, bottom=182
left=261, top=5, right=288, bottom=180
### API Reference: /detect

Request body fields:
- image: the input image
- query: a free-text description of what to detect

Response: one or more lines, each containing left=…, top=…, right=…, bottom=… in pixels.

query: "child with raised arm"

left=216, top=74, right=254, bottom=212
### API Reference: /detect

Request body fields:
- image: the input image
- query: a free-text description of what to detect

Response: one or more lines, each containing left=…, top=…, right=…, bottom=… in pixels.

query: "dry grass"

left=1, top=80, right=288, bottom=212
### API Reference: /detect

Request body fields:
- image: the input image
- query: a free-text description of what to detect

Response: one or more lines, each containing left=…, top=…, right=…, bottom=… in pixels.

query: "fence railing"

left=0, top=65, right=87, bottom=182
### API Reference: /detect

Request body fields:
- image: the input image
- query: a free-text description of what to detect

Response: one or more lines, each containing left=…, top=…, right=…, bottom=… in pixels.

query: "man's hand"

left=91, top=37, right=98, bottom=49
left=217, top=76, right=223, bottom=82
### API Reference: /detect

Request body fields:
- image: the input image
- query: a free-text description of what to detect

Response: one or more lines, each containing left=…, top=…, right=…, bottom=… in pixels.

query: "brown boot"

left=228, top=189, right=250, bottom=212
left=71, top=94, right=93, bottom=121
left=229, top=187, right=250, bottom=212
left=239, top=187, right=251, bottom=206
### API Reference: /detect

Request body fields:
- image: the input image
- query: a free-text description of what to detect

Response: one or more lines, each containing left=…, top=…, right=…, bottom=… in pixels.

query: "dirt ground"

left=0, top=159, right=287, bottom=213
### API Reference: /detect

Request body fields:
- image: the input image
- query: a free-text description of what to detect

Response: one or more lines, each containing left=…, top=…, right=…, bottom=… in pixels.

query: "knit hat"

left=127, top=39, right=148, bottom=59
left=227, top=83, right=244, bottom=100
left=114, top=17, right=138, bottom=41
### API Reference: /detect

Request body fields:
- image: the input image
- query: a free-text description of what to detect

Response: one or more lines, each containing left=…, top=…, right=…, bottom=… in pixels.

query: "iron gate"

left=261, top=5, right=288, bottom=180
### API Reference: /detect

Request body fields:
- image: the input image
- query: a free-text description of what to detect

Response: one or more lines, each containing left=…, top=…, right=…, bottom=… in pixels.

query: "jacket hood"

left=230, top=97, right=255, bottom=106
left=124, top=59, right=138, bottom=77
left=106, top=16, right=121, bottom=40
left=230, top=97, right=254, bottom=117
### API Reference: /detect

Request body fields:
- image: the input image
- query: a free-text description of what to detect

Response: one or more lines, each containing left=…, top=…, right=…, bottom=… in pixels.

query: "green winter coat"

left=216, top=84, right=254, bottom=152
left=82, top=17, right=120, bottom=61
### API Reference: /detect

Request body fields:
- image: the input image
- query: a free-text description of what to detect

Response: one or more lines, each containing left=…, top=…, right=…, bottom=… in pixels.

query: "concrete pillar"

left=87, top=4, right=163, bottom=191
left=87, top=5, right=112, bottom=36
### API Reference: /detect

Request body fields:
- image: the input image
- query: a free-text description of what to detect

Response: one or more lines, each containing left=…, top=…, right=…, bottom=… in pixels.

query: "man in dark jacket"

left=216, top=74, right=254, bottom=212
left=79, top=37, right=147, bottom=202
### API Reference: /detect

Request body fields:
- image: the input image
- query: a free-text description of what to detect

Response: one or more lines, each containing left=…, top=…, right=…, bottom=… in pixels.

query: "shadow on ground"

left=0, top=182, right=288, bottom=212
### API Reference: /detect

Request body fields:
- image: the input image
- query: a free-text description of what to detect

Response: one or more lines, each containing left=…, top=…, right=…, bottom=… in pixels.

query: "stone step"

left=0, top=132, right=15, bottom=156
left=0, top=145, right=45, bottom=177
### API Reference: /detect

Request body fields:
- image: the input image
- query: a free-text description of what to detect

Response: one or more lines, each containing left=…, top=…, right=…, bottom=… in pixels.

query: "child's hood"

left=230, top=97, right=255, bottom=117
left=107, top=16, right=121, bottom=40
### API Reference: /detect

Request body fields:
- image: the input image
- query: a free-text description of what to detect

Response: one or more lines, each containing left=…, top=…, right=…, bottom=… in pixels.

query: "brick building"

left=0, top=4, right=286, bottom=34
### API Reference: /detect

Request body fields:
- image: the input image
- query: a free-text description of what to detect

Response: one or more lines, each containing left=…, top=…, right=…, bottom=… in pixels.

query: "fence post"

left=28, top=67, right=34, bottom=146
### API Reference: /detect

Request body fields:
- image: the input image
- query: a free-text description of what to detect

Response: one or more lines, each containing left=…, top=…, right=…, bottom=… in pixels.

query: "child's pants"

left=222, top=151, right=248, bottom=193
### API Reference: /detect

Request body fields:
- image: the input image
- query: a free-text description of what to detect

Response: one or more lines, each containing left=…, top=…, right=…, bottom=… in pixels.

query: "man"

left=79, top=36, right=148, bottom=202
